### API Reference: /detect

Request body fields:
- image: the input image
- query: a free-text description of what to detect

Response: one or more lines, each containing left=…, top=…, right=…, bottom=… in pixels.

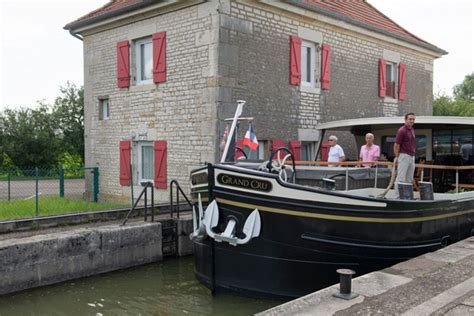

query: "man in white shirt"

left=327, top=135, right=345, bottom=165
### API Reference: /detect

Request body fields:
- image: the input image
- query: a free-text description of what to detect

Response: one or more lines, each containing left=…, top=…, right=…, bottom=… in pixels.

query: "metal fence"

left=0, top=167, right=99, bottom=209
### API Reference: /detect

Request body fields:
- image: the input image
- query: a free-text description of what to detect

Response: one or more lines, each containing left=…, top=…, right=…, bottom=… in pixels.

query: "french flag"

left=243, top=125, right=259, bottom=151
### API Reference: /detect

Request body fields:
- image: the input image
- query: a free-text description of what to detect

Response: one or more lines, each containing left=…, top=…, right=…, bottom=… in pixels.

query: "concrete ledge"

left=0, top=222, right=162, bottom=295
left=0, top=203, right=190, bottom=234
left=176, top=214, right=194, bottom=256
left=258, top=237, right=474, bottom=315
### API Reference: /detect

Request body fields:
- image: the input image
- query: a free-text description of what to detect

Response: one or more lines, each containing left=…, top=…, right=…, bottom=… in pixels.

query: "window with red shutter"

left=385, top=62, right=397, bottom=98
left=135, top=37, right=153, bottom=84
left=117, top=41, right=130, bottom=88
left=153, top=141, right=167, bottom=189
left=320, top=141, right=330, bottom=161
left=378, top=58, right=386, bottom=97
left=321, top=44, right=331, bottom=90
left=289, top=140, right=302, bottom=161
left=289, top=36, right=302, bottom=85
left=398, top=63, right=407, bottom=101
left=119, top=141, right=131, bottom=185
left=271, top=139, right=286, bottom=159
left=153, top=32, right=166, bottom=83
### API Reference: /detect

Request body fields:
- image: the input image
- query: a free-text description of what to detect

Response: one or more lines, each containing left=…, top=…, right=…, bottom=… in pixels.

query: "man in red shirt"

left=394, top=113, right=416, bottom=198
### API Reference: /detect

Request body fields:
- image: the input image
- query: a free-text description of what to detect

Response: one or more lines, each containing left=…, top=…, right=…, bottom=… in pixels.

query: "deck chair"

left=413, top=159, right=426, bottom=191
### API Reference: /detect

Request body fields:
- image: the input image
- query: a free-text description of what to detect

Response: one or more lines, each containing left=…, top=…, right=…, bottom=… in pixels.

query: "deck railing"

left=287, top=161, right=474, bottom=192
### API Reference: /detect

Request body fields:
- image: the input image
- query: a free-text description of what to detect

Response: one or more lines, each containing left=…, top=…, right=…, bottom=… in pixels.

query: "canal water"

left=0, top=256, right=282, bottom=315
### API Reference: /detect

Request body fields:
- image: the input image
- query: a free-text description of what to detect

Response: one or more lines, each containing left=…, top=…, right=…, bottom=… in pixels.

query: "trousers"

left=394, top=153, right=415, bottom=198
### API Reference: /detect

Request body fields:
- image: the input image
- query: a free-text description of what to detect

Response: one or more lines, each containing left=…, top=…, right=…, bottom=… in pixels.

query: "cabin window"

left=381, top=135, right=426, bottom=161
left=301, top=41, right=317, bottom=87
left=134, top=37, right=153, bottom=85
left=137, top=142, right=154, bottom=182
left=433, top=129, right=473, bottom=165
left=98, top=98, right=109, bottom=120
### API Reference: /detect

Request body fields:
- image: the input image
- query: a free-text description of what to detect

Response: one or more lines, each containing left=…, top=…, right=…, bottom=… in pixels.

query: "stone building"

left=65, top=0, right=445, bottom=202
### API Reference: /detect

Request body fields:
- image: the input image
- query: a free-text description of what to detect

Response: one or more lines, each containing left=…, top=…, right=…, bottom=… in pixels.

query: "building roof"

left=295, top=0, right=445, bottom=54
left=70, top=0, right=141, bottom=25
left=64, top=0, right=445, bottom=54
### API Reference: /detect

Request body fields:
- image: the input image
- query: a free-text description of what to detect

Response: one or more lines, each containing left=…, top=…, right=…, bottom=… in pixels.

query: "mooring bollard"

left=333, top=268, right=359, bottom=300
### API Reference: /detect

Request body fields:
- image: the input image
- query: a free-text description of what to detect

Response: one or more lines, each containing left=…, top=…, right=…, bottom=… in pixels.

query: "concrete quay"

left=258, top=237, right=474, bottom=315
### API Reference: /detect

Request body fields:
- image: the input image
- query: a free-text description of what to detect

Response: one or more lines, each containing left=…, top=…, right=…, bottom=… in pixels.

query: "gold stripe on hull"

left=215, top=198, right=474, bottom=223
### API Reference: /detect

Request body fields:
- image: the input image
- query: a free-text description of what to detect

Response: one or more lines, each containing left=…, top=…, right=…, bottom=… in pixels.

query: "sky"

left=0, top=0, right=473, bottom=111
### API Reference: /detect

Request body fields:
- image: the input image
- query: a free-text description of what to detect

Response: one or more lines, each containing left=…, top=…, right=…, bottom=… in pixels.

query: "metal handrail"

left=287, top=160, right=473, bottom=192
left=121, top=181, right=154, bottom=225
left=170, top=180, right=193, bottom=219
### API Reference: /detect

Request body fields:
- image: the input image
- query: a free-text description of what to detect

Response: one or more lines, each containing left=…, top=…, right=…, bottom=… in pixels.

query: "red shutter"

left=398, top=63, right=407, bottom=101
left=289, top=140, right=302, bottom=161
left=119, top=141, right=131, bottom=186
left=289, top=35, right=301, bottom=85
left=379, top=58, right=386, bottom=97
left=153, top=32, right=166, bottom=83
left=154, top=141, right=167, bottom=189
left=271, top=139, right=286, bottom=159
left=320, top=141, right=330, bottom=161
left=321, top=44, right=331, bottom=90
left=235, top=140, right=244, bottom=159
left=117, top=41, right=130, bottom=88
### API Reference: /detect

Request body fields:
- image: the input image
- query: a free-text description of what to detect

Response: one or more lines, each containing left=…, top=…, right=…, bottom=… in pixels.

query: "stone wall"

left=227, top=0, right=436, bottom=157
left=83, top=2, right=222, bottom=202
left=0, top=222, right=162, bottom=295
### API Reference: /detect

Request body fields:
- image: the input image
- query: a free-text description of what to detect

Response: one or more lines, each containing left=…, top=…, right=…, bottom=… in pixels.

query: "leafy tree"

left=52, top=82, right=84, bottom=161
left=1, top=104, right=62, bottom=169
left=434, top=74, right=474, bottom=117
left=453, top=73, right=474, bottom=101
left=433, top=94, right=474, bottom=116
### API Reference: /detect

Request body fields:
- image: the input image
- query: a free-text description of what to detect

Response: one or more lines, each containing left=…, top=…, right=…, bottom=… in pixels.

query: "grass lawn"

left=0, top=197, right=128, bottom=220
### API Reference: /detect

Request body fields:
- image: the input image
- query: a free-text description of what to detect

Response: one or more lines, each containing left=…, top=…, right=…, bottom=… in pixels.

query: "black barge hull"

left=190, top=164, right=474, bottom=299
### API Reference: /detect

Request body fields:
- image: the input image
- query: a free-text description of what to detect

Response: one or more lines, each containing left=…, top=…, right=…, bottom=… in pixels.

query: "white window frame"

left=301, top=41, right=316, bottom=88
left=99, top=99, right=109, bottom=120
left=386, top=62, right=396, bottom=82
left=135, top=37, right=153, bottom=85
left=137, top=142, right=154, bottom=183
left=384, top=60, right=398, bottom=100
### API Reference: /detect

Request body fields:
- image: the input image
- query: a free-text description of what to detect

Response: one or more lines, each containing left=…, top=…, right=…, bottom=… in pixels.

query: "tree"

left=52, top=82, right=84, bottom=161
left=453, top=73, right=474, bottom=101
left=1, top=104, right=62, bottom=169
left=433, top=73, right=474, bottom=117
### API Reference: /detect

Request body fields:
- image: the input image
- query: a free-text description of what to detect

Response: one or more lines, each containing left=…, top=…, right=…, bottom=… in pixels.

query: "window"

left=301, top=41, right=317, bottom=87
left=99, top=98, right=109, bottom=120
left=244, top=141, right=266, bottom=160
left=381, top=135, right=426, bottom=161
left=385, top=62, right=397, bottom=98
left=138, top=142, right=154, bottom=182
left=301, top=142, right=316, bottom=161
left=433, top=129, right=473, bottom=164
left=135, top=37, right=153, bottom=85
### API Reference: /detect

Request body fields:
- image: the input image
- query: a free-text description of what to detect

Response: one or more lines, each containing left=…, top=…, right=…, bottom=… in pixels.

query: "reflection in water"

left=0, top=257, right=281, bottom=316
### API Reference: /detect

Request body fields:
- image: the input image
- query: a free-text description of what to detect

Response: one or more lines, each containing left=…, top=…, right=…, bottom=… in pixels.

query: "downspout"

left=314, top=130, right=326, bottom=161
